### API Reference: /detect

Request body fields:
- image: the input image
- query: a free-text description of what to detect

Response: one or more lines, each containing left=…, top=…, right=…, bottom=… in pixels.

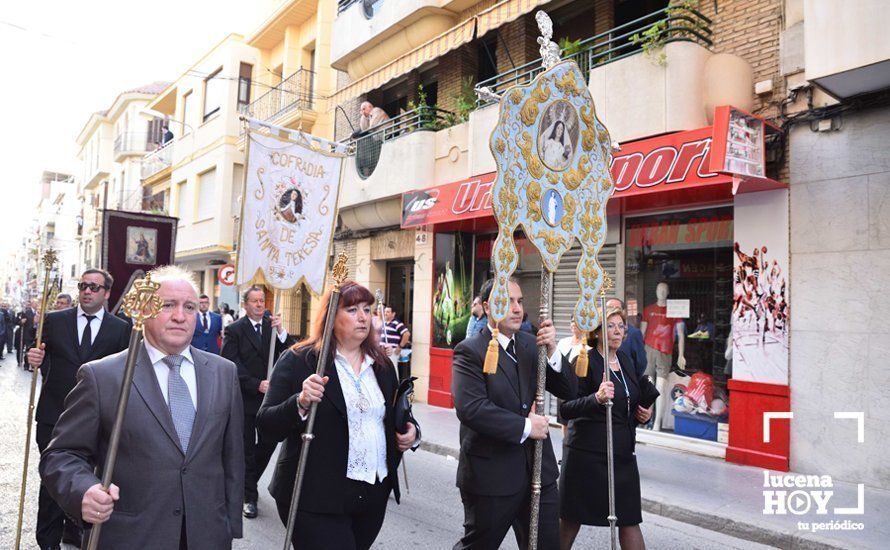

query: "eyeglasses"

left=77, top=282, right=108, bottom=292
left=607, top=323, right=627, bottom=332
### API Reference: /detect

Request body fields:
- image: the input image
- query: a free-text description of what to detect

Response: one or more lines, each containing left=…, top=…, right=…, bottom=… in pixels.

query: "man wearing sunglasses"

left=26, top=269, right=130, bottom=550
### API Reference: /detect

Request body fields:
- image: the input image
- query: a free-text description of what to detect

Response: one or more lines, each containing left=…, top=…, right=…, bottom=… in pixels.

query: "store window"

left=433, top=231, right=543, bottom=350
left=624, top=206, right=733, bottom=442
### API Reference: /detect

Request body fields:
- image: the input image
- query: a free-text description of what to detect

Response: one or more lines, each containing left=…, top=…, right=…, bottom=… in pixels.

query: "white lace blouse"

left=334, top=351, right=388, bottom=484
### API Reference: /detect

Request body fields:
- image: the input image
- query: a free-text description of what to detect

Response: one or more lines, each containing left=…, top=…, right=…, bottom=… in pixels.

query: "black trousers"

left=36, top=422, right=82, bottom=548
left=276, top=478, right=389, bottom=550
left=6, top=327, right=14, bottom=352
left=243, top=413, right=277, bottom=503
left=454, top=482, right=560, bottom=550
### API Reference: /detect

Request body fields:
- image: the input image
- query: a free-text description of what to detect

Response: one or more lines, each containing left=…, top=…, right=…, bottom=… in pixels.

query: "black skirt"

left=558, top=445, right=642, bottom=526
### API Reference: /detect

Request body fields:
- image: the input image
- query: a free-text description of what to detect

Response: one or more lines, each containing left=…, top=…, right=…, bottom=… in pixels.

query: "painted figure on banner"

left=537, top=101, right=579, bottom=172
left=126, top=227, right=157, bottom=265
left=276, top=183, right=304, bottom=224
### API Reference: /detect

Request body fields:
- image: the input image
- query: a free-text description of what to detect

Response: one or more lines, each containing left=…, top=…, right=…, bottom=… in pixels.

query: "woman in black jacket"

left=558, top=306, right=658, bottom=550
left=256, top=281, right=418, bottom=550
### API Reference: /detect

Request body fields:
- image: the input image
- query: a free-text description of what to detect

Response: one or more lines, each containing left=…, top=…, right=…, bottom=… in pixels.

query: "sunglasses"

left=77, top=282, right=108, bottom=292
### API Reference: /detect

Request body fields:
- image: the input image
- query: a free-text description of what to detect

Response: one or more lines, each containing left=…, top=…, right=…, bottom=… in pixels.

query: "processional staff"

left=476, top=10, right=616, bottom=549
left=282, top=253, right=348, bottom=550
left=85, top=273, right=164, bottom=550
left=14, top=247, right=58, bottom=550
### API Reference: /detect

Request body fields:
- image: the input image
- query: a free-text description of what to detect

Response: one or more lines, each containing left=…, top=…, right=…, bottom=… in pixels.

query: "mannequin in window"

left=639, top=282, right=686, bottom=431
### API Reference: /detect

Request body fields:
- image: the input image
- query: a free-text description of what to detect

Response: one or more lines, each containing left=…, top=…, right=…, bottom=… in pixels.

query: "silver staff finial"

left=535, top=11, right=561, bottom=69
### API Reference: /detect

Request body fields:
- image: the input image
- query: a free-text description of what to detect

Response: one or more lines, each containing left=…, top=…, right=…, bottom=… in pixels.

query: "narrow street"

left=1, top=352, right=771, bottom=549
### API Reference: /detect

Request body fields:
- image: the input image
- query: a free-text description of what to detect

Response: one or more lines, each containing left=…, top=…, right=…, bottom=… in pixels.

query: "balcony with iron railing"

left=344, top=105, right=453, bottom=179
left=114, top=132, right=158, bottom=160
left=141, top=141, right=173, bottom=181
left=476, top=5, right=713, bottom=104
left=339, top=105, right=454, bottom=221
left=239, top=68, right=315, bottom=127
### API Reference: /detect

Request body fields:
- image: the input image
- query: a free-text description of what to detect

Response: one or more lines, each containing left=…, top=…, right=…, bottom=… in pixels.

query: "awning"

left=476, top=0, right=551, bottom=37
left=329, top=17, right=477, bottom=108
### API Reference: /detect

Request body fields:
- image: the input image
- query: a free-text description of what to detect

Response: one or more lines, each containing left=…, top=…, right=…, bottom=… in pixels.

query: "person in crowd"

left=558, top=306, right=657, bottom=550
left=520, top=312, right=536, bottom=334
left=382, top=305, right=410, bottom=367
left=3, top=301, right=15, bottom=355
left=358, top=101, right=390, bottom=134
left=27, top=269, right=130, bottom=550
left=192, top=294, right=222, bottom=354
left=17, top=299, right=38, bottom=368
left=39, top=266, right=243, bottom=550
left=607, top=298, right=647, bottom=380
left=556, top=320, right=586, bottom=364
left=219, top=302, right=235, bottom=339
left=221, top=286, right=291, bottom=519
left=451, top=278, right=577, bottom=549
left=53, top=293, right=73, bottom=311
left=465, top=296, right=487, bottom=339
left=257, top=281, right=418, bottom=550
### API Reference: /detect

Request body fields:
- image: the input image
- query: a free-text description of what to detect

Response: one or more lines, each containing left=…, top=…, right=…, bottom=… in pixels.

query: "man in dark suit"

left=191, top=294, right=222, bottom=354
left=27, top=269, right=130, bottom=550
left=221, top=286, right=291, bottom=519
left=17, top=300, right=38, bottom=368
left=39, top=266, right=244, bottom=549
left=3, top=301, right=15, bottom=354
left=452, top=278, right=577, bottom=550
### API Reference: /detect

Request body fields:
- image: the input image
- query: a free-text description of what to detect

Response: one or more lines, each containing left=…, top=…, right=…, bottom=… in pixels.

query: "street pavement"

left=1, top=351, right=770, bottom=549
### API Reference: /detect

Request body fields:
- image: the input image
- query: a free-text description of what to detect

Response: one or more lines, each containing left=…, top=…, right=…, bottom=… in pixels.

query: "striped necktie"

left=162, top=355, right=195, bottom=453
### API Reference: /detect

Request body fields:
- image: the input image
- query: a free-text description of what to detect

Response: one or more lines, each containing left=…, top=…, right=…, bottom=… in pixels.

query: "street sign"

left=218, top=264, right=235, bottom=286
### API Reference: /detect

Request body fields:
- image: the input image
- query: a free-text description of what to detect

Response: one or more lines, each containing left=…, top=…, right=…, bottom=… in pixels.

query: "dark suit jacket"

left=192, top=311, right=222, bottom=354
left=256, top=347, right=405, bottom=515
left=40, top=345, right=245, bottom=550
left=17, top=308, right=37, bottom=343
left=221, top=315, right=292, bottom=415
left=619, top=324, right=648, bottom=380
left=451, top=327, right=577, bottom=497
left=36, top=308, right=130, bottom=425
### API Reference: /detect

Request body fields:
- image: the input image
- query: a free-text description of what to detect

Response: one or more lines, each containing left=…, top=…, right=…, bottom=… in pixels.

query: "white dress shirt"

left=248, top=317, right=288, bottom=343
left=334, top=351, right=388, bottom=484
left=144, top=340, right=198, bottom=407
left=492, top=330, right=562, bottom=444
left=76, top=305, right=105, bottom=344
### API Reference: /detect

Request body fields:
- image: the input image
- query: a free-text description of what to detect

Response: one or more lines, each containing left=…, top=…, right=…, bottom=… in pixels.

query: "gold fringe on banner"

left=575, top=338, right=589, bottom=378
left=483, top=328, right=500, bottom=374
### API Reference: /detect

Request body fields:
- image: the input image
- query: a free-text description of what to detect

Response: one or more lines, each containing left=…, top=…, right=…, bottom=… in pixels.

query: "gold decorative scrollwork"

left=546, top=172, right=559, bottom=185
left=580, top=105, right=596, bottom=152
left=520, top=83, right=551, bottom=127
left=518, top=132, right=545, bottom=179
left=560, top=193, right=576, bottom=232
left=562, top=155, right=591, bottom=190
left=122, top=273, right=164, bottom=331
left=332, top=253, right=349, bottom=288
left=510, top=89, right=524, bottom=105
left=527, top=180, right=543, bottom=222
left=535, top=230, right=567, bottom=254
left=495, top=138, right=506, bottom=154
left=555, top=70, right=582, bottom=96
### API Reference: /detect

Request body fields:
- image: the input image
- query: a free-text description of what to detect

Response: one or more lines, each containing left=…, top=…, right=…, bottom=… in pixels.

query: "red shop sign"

left=401, top=124, right=783, bottom=228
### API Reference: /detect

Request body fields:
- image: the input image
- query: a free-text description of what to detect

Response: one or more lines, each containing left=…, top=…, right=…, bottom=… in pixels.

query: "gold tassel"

left=575, top=339, right=589, bottom=378
left=483, top=328, right=500, bottom=374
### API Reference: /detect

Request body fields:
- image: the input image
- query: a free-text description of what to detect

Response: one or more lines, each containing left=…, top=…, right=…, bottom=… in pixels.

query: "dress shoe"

left=243, top=502, right=258, bottom=518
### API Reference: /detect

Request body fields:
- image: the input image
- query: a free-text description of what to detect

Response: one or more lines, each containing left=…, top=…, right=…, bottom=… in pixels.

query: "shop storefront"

left=402, top=108, right=791, bottom=469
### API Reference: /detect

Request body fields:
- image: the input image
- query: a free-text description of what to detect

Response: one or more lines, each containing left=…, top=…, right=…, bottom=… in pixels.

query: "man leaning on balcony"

left=359, top=101, right=389, bottom=133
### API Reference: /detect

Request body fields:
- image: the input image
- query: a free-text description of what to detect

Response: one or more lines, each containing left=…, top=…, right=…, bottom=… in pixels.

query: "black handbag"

left=637, top=374, right=661, bottom=409
left=394, top=376, right=421, bottom=437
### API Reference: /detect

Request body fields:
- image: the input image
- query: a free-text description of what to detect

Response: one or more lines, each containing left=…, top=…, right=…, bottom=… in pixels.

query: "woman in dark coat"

left=256, top=281, right=418, bottom=550
left=558, top=306, right=658, bottom=550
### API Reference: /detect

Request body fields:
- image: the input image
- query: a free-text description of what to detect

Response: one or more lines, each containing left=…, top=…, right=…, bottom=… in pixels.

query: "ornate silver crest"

left=536, top=11, right=561, bottom=70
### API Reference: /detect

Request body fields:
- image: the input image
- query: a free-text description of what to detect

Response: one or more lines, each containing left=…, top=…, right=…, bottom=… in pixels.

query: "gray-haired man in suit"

left=40, top=266, right=244, bottom=550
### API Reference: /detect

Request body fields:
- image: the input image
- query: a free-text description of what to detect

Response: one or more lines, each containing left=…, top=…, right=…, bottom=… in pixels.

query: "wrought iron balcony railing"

left=337, top=0, right=361, bottom=14
left=344, top=106, right=453, bottom=179
left=239, top=68, right=315, bottom=122
left=114, top=132, right=157, bottom=156
left=141, top=141, right=173, bottom=180
left=476, top=5, right=713, bottom=104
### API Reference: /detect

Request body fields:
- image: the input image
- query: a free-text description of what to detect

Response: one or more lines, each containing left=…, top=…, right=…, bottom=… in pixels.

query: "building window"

left=231, top=164, right=243, bottom=217
left=182, top=91, right=193, bottom=133
left=197, top=168, right=216, bottom=220
left=238, top=63, right=252, bottom=109
left=203, top=68, right=224, bottom=121
left=477, top=36, right=498, bottom=83
left=176, top=181, right=189, bottom=224
left=624, top=206, right=734, bottom=440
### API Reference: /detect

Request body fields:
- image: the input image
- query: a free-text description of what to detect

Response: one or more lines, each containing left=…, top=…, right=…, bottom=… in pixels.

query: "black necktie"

left=202, top=313, right=208, bottom=331
left=255, top=322, right=262, bottom=343
left=80, top=314, right=97, bottom=358
left=505, top=339, right=517, bottom=363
